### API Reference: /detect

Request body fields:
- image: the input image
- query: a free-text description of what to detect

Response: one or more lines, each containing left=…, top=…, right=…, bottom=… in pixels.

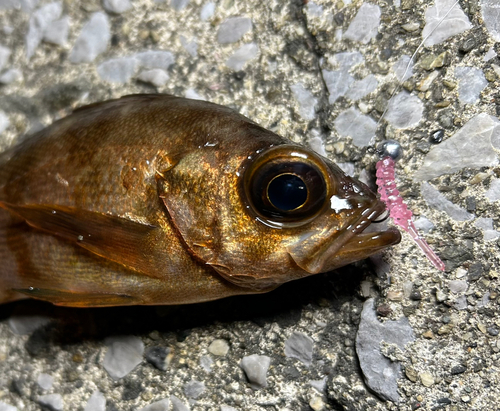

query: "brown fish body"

left=0, top=94, right=400, bottom=307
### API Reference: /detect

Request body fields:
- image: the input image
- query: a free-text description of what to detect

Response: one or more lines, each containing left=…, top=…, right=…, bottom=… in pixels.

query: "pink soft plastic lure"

left=375, top=140, right=445, bottom=271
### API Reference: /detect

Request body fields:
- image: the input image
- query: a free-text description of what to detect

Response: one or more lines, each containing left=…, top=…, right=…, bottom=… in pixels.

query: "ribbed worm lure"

left=375, top=140, right=445, bottom=271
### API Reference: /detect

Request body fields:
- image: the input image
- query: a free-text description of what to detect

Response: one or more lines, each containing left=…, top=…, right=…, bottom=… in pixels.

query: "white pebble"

left=8, top=312, right=50, bottom=335
left=485, top=179, right=500, bottom=201
left=217, top=17, right=252, bottom=44
left=135, top=50, right=175, bottom=70
left=345, top=74, right=378, bottom=101
left=481, top=0, right=500, bottom=41
left=344, top=3, right=381, bottom=44
left=171, top=0, right=189, bottom=11
left=137, top=69, right=169, bottom=87
left=420, top=182, right=474, bottom=222
left=102, top=335, right=144, bottom=380
left=290, top=83, right=317, bottom=121
left=199, top=355, right=213, bottom=372
left=69, top=12, right=110, bottom=63
left=392, top=55, right=414, bottom=81
left=37, top=373, right=54, bottom=390
left=225, top=42, right=258, bottom=71
left=334, top=106, right=376, bottom=147
left=180, top=35, right=197, bottom=58
left=455, top=66, right=488, bottom=104
left=185, top=88, right=204, bottom=100
left=385, top=91, right=423, bottom=129
left=0, top=401, right=17, bottom=411
left=97, top=57, right=138, bottom=84
left=102, top=0, right=132, bottom=14
left=423, top=0, right=471, bottom=46
left=43, top=15, right=70, bottom=46
left=84, top=390, right=106, bottom=411
left=183, top=380, right=205, bottom=399
left=25, top=1, right=62, bottom=59
left=37, top=394, right=63, bottom=411
left=239, top=354, right=271, bottom=389
left=200, top=2, right=214, bottom=21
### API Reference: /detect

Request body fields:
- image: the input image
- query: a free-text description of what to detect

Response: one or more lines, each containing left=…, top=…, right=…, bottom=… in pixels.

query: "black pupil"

left=267, top=174, right=307, bottom=211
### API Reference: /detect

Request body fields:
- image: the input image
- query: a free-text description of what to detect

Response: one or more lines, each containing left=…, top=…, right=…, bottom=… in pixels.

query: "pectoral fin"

left=0, top=201, right=162, bottom=278
left=13, top=287, right=137, bottom=307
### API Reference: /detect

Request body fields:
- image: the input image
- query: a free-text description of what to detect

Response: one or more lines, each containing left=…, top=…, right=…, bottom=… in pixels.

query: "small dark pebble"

left=145, top=346, right=170, bottom=371
left=283, top=366, right=301, bottom=380
left=233, top=71, right=246, bottom=81
left=442, top=315, right=451, bottom=324
left=333, top=11, right=344, bottom=25
left=465, top=196, right=476, bottom=212
left=450, top=365, right=467, bottom=375
left=10, top=379, right=27, bottom=396
left=376, top=304, right=392, bottom=317
left=487, top=326, right=499, bottom=336
left=122, top=380, right=143, bottom=401
left=473, top=360, right=484, bottom=372
left=381, top=48, right=392, bottom=60
left=411, top=402, right=422, bottom=410
left=436, top=397, right=452, bottom=404
left=416, top=141, right=430, bottom=154
left=410, top=290, right=422, bottom=301
left=430, top=129, right=445, bottom=143
left=106, top=402, right=120, bottom=411
left=75, top=380, right=84, bottom=389
left=459, top=36, right=476, bottom=53
left=468, top=262, right=484, bottom=281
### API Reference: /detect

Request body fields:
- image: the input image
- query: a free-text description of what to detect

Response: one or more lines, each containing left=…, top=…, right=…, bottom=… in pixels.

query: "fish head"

left=158, top=135, right=400, bottom=292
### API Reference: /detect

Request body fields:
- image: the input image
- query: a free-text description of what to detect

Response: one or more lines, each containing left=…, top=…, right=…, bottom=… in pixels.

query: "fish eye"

left=243, top=146, right=331, bottom=225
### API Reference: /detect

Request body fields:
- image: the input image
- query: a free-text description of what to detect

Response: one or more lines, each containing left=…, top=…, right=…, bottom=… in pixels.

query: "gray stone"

left=423, top=0, right=472, bottom=46
left=307, top=1, right=323, bottom=17
left=217, top=17, right=252, bottom=44
left=84, top=390, right=106, bottom=411
left=220, top=406, right=237, bottom=411
left=0, top=401, right=17, bottom=411
left=37, top=394, right=63, bottom=411
left=344, top=3, right=381, bottom=44
left=0, top=0, right=20, bottom=10
left=474, top=217, right=500, bottom=241
left=42, top=15, right=70, bottom=46
left=413, top=113, right=500, bottom=181
left=385, top=91, right=423, bottom=129
left=356, top=298, right=415, bottom=402
left=183, top=380, right=205, bottom=399
left=180, top=35, right=197, bottom=58
left=225, top=43, right=258, bottom=71
left=480, top=0, right=500, bottom=41
left=345, top=74, right=378, bottom=101
left=200, top=2, right=214, bottom=21
left=0, top=45, right=11, bottom=71
left=37, top=373, right=53, bottom=390
left=97, top=57, right=138, bottom=83
left=309, top=376, right=327, bottom=392
left=8, top=312, right=51, bottom=335
left=184, top=88, right=204, bottom=100
left=137, top=69, right=169, bottom=87
left=199, top=355, right=213, bottom=372
left=334, top=106, right=377, bottom=147
left=135, top=50, right=175, bottom=70
left=240, top=354, right=271, bottom=389
left=420, top=182, right=474, bottom=221
left=25, top=1, right=62, bottom=60
left=102, top=335, right=144, bottom=380
left=102, top=0, right=132, bottom=14
left=20, top=0, right=39, bottom=12
left=284, top=332, right=314, bottom=366
left=485, top=179, right=500, bottom=201
left=69, top=12, right=110, bottom=63
left=290, top=83, right=317, bottom=121
left=0, top=111, right=9, bottom=135
left=413, top=216, right=435, bottom=233
left=449, top=280, right=468, bottom=294
left=455, top=67, right=488, bottom=104
left=171, top=0, right=189, bottom=11
left=322, top=51, right=364, bottom=104
left=392, top=55, right=414, bottom=81
left=170, top=395, right=190, bottom=411
left=145, top=346, right=170, bottom=371
left=139, top=399, right=169, bottom=411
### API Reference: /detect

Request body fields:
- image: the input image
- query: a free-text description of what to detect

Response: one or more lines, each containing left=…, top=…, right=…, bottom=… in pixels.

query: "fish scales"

left=0, top=94, right=400, bottom=307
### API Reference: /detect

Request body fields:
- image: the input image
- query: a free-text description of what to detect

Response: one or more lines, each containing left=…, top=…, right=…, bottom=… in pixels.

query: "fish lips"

left=290, top=199, right=401, bottom=274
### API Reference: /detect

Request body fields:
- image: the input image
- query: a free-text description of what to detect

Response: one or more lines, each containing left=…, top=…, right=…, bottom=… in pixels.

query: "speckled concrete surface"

left=1, top=0, right=500, bottom=410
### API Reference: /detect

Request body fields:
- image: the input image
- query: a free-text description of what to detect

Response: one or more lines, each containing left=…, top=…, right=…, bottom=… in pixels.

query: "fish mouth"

left=335, top=200, right=401, bottom=264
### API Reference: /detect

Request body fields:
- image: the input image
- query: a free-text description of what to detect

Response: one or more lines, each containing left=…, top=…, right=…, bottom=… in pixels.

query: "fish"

left=0, top=94, right=401, bottom=307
